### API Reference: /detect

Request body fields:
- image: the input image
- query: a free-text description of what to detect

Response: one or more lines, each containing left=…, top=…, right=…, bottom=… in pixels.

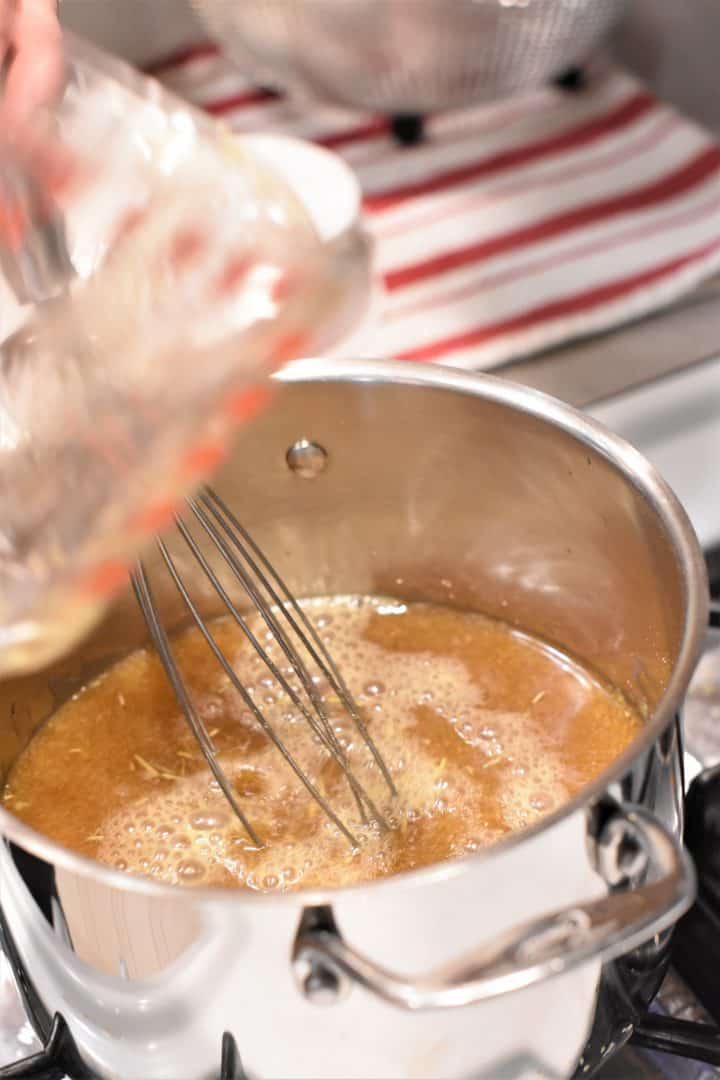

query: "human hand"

left=1, top=0, right=63, bottom=121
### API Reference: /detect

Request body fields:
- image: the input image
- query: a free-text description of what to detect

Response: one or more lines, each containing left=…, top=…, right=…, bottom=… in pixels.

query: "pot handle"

left=293, top=806, right=695, bottom=1010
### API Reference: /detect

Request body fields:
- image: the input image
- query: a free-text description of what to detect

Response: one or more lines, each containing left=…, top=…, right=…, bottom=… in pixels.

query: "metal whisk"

left=131, top=487, right=396, bottom=848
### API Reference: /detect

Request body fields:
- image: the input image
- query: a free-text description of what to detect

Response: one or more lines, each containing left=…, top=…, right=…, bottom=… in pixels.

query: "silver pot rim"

left=0, top=357, right=709, bottom=907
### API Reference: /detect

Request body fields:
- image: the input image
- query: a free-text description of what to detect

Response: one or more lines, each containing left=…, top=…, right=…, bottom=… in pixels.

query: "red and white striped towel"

left=151, top=44, right=720, bottom=371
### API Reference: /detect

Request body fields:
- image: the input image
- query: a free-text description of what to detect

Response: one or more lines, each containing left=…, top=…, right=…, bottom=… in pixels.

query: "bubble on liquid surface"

left=11, top=593, right=641, bottom=895
left=364, top=681, right=385, bottom=696
left=200, top=697, right=223, bottom=721
left=177, top=859, right=206, bottom=882
left=190, top=812, right=229, bottom=831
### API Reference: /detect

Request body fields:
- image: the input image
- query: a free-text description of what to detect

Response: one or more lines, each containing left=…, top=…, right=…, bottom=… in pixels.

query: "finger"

left=3, top=0, right=63, bottom=120
left=0, top=0, right=16, bottom=56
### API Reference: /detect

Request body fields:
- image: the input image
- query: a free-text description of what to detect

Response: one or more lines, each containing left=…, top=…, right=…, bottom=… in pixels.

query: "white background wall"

left=60, top=0, right=203, bottom=66
left=613, top=0, right=720, bottom=133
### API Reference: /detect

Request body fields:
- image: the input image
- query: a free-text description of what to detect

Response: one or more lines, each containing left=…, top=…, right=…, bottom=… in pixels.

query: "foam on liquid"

left=2, top=596, right=642, bottom=891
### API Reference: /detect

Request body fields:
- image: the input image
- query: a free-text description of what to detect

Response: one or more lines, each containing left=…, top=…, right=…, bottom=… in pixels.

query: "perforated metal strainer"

left=192, top=0, right=626, bottom=114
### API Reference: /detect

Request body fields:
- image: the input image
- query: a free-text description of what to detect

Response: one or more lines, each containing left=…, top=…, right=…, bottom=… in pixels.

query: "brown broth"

left=2, top=596, right=642, bottom=891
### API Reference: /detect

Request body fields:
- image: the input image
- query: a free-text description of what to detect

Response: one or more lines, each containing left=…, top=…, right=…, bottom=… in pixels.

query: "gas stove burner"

left=0, top=1015, right=92, bottom=1080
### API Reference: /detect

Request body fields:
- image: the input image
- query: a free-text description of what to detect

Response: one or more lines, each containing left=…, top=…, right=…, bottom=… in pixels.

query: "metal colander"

left=191, top=0, right=626, bottom=114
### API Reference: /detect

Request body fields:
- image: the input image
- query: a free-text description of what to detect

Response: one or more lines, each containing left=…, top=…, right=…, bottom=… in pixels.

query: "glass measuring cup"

left=0, top=35, right=369, bottom=676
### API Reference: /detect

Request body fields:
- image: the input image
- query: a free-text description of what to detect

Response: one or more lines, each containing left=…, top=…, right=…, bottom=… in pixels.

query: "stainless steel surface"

left=500, top=275, right=720, bottom=409
left=132, top=487, right=395, bottom=847
left=286, top=439, right=328, bottom=480
left=59, top=0, right=203, bottom=68
left=613, top=0, right=720, bottom=137
left=586, top=355, right=720, bottom=553
left=0, top=359, right=707, bottom=1079
left=293, top=807, right=695, bottom=1010
left=191, top=0, right=625, bottom=112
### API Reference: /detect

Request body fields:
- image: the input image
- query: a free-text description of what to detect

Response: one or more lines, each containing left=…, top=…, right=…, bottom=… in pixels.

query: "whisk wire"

left=131, top=488, right=399, bottom=848
left=131, top=563, right=263, bottom=847
left=188, top=498, right=336, bottom=746
left=155, top=538, right=360, bottom=847
left=172, top=511, right=382, bottom=828
left=188, top=498, right=389, bottom=828
left=201, top=488, right=397, bottom=797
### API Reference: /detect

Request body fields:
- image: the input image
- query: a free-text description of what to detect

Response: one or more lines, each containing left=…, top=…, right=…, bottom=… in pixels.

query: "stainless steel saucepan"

left=0, top=357, right=709, bottom=1079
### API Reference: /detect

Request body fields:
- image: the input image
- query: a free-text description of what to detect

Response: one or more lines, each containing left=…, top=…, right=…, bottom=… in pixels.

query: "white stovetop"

left=590, top=357, right=720, bottom=553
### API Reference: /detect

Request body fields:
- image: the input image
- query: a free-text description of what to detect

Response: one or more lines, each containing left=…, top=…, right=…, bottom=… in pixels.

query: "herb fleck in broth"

left=2, top=596, right=642, bottom=891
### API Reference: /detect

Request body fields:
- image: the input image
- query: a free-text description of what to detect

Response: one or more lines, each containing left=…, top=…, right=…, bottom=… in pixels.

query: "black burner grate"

left=0, top=1015, right=92, bottom=1080
left=631, top=554, right=720, bottom=1063
left=706, top=545, right=720, bottom=600
left=0, top=1020, right=246, bottom=1080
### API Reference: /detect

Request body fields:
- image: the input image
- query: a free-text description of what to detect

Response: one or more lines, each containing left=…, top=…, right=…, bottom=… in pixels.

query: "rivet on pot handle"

left=292, top=807, right=696, bottom=1010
